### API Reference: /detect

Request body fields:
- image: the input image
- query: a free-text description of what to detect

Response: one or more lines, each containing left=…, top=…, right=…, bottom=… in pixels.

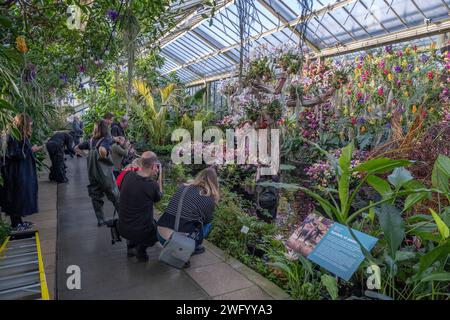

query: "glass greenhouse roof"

left=159, top=0, right=450, bottom=85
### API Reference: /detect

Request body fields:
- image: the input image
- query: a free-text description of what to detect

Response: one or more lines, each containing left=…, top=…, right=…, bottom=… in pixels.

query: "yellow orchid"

left=16, top=36, right=28, bottom=53
left=412, top=105, right=417, bottom=113
left=388, top=73, right=393, bottom=81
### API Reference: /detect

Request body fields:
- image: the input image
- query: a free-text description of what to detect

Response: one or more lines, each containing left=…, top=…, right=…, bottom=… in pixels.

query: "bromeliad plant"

left=262, top=141, right=446, bottom=225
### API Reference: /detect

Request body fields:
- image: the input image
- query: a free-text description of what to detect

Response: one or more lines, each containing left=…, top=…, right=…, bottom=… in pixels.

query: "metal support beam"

left=257, top=0, right=320, bottom=52
left=319, top=18, right=450, bottom=57
left=185, top=70, right=238, bottom=87
left=163, top=0, right=357, bottom=75
left=160, top=0, right=236, bottom=49
left=185, top=18, right=450, bottom=86
left=161, top=51, right=205, bottom=78
left=190, top=29, right=239, bottom=63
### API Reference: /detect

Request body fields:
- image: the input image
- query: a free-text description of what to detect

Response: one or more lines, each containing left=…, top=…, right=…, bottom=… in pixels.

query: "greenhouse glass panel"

left=163, top=44, right=192, bottom=62
left=179, top=33, right=215, bottom=55
left=197, top=24, right=236, bottom=46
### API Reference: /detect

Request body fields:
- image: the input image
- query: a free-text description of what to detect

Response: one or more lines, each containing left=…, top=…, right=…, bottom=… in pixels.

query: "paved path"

left=56, top=157, right=209, bottom=299
left=54, top=157, right=287, bottom=300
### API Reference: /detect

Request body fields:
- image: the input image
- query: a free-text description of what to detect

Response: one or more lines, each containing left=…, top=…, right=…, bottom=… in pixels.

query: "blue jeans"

left=158, top=223, right=212, bottom=249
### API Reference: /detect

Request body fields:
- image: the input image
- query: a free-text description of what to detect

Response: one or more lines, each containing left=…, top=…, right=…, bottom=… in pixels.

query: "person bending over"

left=75, top=120, right=119, bottom=226
left=111, top=116, right=128, bottom=138
left=46, top=131, right=76, bottom=183
left=118, top=152, right=162, bottom=262
left=157, top=167, right=219, bottom=256
left=111, top=136, right=129, bottom=178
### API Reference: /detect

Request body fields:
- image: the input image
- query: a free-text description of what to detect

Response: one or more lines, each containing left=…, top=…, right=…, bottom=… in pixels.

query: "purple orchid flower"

left=420, top=54, right=429, bottom=63
left=107, top=9, right=119, bottom=21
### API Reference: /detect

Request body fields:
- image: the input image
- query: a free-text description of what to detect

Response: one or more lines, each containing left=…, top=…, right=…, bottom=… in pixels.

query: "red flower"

left=427, top=71, right=434, bottom=80
left=383, top=69, right=389, bottom=75
left=351, top=117, right=357, bottom=125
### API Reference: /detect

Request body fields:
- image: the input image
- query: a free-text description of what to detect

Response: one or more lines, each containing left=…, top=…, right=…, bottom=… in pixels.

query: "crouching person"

left=46, top=131, right=76, bottom=183
left=118, top=152, right=162, bottom=262
left=157, top=167, right=219, bottom=258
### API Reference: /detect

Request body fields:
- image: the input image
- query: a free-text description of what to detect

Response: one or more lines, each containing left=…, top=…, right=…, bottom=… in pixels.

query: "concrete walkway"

left=49, top=157, right=289, bottom=300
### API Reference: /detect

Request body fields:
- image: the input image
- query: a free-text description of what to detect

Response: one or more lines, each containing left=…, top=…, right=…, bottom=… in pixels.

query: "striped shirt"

left=157, top=184, right=215, bottom=233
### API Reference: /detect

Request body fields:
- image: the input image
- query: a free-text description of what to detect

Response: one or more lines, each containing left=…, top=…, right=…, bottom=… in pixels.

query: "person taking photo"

left=118, top=151, right=163, bottom=262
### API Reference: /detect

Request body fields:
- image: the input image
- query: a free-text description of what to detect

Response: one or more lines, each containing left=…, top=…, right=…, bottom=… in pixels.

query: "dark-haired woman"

left=0, top=113, right=42, bottom=231
left=76, top=120, right=119, bottom=226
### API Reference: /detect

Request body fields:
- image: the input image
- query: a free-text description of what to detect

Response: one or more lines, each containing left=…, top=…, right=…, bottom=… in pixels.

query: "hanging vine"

left=235, top=0, right=260, bottom=83
left=120, top=2, right=140, bottom=114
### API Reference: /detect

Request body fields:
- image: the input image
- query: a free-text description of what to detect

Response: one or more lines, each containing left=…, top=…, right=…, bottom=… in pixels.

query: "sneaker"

left=193, top=245, right=205, bottom=255
left=21, top=221, right=35, bottom=228
left=12, top=224, right=31, bottom=232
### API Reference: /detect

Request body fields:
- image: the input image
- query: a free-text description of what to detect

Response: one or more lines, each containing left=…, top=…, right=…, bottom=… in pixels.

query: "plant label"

left=241, top=225, right=250, bottom=234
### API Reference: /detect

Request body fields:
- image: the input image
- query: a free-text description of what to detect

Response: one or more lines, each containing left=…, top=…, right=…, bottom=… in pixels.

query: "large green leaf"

left=419, top=239, right=450, bottom=273
left=420, top=272, right=450, bottom=282
left=388, top=167, right=413, bottom=189
left=352, top=158, right=411, bottom=174
left=403, top=181, right=431, bottom=212
left=280, top=164, right=296, bottom=171
left=432, top=155, right=450, bottom=194
left=395, top=250, right=416, bottom=262
left=377, top=205, right=405, bottom=258
left=0, top=99, right=16, bottom=112
left=367, top=175, right=392, bottom=199
left=321, top=274, right=338, bottom=300
left=429, top=209, right=450, bottom=240
left=435, top=155, right=450, bottom=177
left=0, top=15, right=12, bottom=28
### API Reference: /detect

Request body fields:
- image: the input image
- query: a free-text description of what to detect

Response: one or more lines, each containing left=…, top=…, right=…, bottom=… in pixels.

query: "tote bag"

left=159, top=186, right=195, bottom=269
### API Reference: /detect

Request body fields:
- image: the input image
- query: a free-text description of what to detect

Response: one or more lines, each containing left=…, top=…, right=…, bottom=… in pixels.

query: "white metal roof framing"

left=156, top=0, right=450, bottom=86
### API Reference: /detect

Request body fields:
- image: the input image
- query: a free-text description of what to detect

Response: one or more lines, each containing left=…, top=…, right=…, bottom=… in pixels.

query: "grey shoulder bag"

left=159, top=186, right=196, bottom=269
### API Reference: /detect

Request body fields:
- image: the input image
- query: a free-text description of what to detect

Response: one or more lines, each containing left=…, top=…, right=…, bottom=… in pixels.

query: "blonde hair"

left=186, top=167, right=220, bottom=203
left=13, top=113, right=33, bottom=140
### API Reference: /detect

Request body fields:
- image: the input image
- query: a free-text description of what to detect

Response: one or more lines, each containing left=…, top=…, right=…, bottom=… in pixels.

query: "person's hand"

left=32, top=145, right=42, bottom=153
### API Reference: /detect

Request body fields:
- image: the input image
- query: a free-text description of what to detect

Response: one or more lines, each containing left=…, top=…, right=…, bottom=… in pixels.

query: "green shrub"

left=0, top=218, right=11, bottom=244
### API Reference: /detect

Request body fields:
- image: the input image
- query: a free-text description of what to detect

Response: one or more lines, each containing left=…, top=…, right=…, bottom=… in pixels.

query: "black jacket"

left=48, top=132, right=75, bottom=156
left=118, top=171, right=161, bottom=241
left=111, top=122, right=125, bottom=137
